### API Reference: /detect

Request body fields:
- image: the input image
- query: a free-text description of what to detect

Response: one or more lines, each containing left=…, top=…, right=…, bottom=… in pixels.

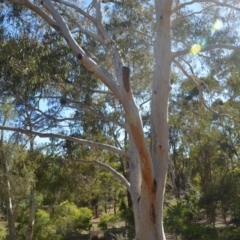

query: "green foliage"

left=119, top=199, right=134, bottom=232
left=98, top=213, right=120, bottom=230
left=0, top=221, right=7, bottom=239
left=53, top=201, right=92, bottom=236
left=164, top=199, right=219, bottom=239
left=164, top=200, right=193, bottom=235
left=217, top=227, right=240, bottom=240
left=198, top=183, right=218, bottom=226
left=181, top=225, right=218, bottom=240
left=198, top=171, right=240, bottom=226
left=76, top=207, right=93, bottom=231
left=34, top=209, right=61, bottom=240
left=17, top=201, right=92, bottom=239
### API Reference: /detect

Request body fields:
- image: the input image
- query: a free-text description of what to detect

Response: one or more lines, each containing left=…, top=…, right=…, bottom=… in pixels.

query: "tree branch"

left=173, top=59, right=204, bottom=102
left=77, top=159, right=130, bottom=191
left=0, top=126, right=130, bottom=158
left=172, top=0, right=240, bottom=13
left=172, top=44, right=240, bottom=59
left=53, top=0, right=96, bottom=23
left=31, top=95, right=126, bottom=130
left=42, top=0, right=121, bottom=98
left=173, top=59, right=236, bottom=120
left=102, top=0, right=122, bottom=4
left=9, top=0, right=57, bottom=28
left=172, top=7, right=214, bottom=27
left=56, top=0, right=124, bottom=77
left=93, top=0, right=124, bottom=83
left=139, top=98, right=151, bottom=109
left=112, top=28, right=153, bottom=40
left=62, top=12, right=104, bottom=43
left=29, top=105, right=127, bottom=131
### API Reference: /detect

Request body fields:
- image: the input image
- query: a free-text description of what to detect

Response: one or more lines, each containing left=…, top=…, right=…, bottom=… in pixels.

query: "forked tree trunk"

left=132, top=184, right=166, bottom=240
left=129, top=1, right=172, bottom=239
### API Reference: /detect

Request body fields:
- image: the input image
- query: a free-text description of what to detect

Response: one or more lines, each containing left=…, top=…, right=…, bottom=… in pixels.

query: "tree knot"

left=152, top=179, right=157, bottom=192
left=122, top=66, right=130, bottom=93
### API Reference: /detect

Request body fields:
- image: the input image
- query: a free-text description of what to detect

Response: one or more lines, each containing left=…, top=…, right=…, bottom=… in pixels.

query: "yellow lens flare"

left=190, top=44, right=201, bottom=54
left=212, top=19, right=223, bottom=30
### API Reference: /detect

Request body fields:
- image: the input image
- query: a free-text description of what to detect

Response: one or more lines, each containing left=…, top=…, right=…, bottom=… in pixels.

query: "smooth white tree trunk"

left=4, top=163, right=16, bottom=240
left=26, top=188, right=35, bottom=240
left=129, top=1, right=172, bottom=239
left=0, top=143, right=16, bottom=240
left=1, top=125, right=16, bottom=240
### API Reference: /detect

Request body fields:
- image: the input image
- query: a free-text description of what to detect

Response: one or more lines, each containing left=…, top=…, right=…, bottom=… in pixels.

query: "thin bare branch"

left=102, top=0, right=122, bottom=4
left=90, top=89, right=113, bottom=95
left=32, top=96, right=125, bottom=129
left=92, top=0, right=124, bottom=83
left=28, top=105, right=127, bottom=130
left=139, top=98, right=151, bottom=109
left=172, top=7, right=214, bottom=27
left=63, top=12, right=104, bottom=43
left=0, top=126, right=130, bottom=158
left=173, top=59, right=235, bottom=121
left=112, top=28, right=153, bottom=40
left=94, top=0, right=103, bottom=24
left=53, top=0, right=96, bottom=23
left=172, top=0, right=240, bottom=13
left=77, top=159, right=130, bottom=191
left=173, top=59, right=203, bottom=100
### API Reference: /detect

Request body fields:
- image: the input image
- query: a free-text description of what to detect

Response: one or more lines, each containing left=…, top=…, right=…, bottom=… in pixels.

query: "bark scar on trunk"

left=152, top=179, right=157, bottom=192
left=150, top=203, right=156, bottom=223
left=122, top=66, right=130, bottom=93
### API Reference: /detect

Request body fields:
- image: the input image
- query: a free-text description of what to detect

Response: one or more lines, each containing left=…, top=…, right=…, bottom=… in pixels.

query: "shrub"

left=98, top=213, right=120, bottom=230
left=34, top=209, right=61, bottom=240
left=119, top=199, right=134, bottom=234
left=164, top=200, right=192, bottom=235
left=0, top=221, right=7, bottom=239
left=182, top=225, right=217, bottom=240
left=53, top=201, right=92, bottom=236
left=217, top=226, right=240, bottom=240
left=76, top=207, right=93, bottom=232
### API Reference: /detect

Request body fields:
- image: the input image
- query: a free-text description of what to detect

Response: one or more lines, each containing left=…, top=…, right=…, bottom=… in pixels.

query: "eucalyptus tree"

left=1, top=0, right=240, bottom=239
